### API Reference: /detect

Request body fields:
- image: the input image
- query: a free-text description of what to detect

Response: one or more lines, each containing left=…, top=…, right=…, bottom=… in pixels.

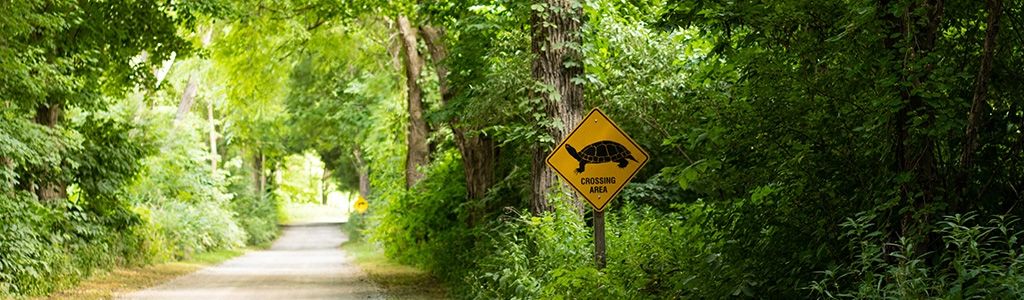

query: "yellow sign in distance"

left=354, top=196, right=369, bottom=214
left=547, top=108, right=649, bottom=211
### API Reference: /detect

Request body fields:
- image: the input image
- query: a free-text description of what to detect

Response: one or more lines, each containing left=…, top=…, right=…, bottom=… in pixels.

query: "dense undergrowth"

left=367, top=154, right=1024, bottom=299
left=0, top=109, right=279, bottom=297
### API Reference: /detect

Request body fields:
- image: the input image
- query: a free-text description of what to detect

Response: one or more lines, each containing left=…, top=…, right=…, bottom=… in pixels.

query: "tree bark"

left=253, top=150, right=265, bottom=199
left=1, top=156, right=12, bottom=192
left=353, top=147, right=371, bottom=199
left=419, top=25, right=449, bottom=101
left=529, top=0, right=586, bottom=215
left=34, top=102, right=61, bottom=128
left=321, top=166, right=330, bottom=205
left=421, top=25, right=499, bottom=211
left=174, top=27, right=213, bottom=123
left=959, top=0, right=1002, bottom=170
left=175, top=76, right=198, bottom=122
left=33, top=102, right=66, bottom=202
left=208, top=100, right=218, bottom=176
left=153, top=52, right=176, bottom=89
left=397, top=15, right=430, bottom=189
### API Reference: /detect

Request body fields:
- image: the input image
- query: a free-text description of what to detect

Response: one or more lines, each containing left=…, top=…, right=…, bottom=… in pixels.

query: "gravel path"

left=121, top=223, right=381, bottom=300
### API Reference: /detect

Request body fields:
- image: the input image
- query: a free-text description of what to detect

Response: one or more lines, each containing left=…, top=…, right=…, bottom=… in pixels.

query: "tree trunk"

left=959, top=0, right=1002, bottom=170
left=879, top=0, right=944, bottom=246
left=253, top=150, right=265, bottom=199
left=174, top=27, right=213, bottom=123
left=35, top=102, right=61, bottom=128
left=421, top=25, right=499, bottom=215
left=321, top=166, right=330, bottom=205
left=260, top=153, right=267, bottom=200
left=353, top=147, right=371, bottom=199
left=33, top=102, right=66, bottom=202
left=397, top=15, right=430, bottom=189
left=529, top=0, right=585, bottom=215
left=153, top=52, right=176, bottom=89
left=419, top=25, right=449, bottom=101
left=208, top=100, right=218, bottom=176
left=175, top=77, right=199, bottom=122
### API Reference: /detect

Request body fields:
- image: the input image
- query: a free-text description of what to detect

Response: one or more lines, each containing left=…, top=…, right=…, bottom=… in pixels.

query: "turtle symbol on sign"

left=565, top=140, right=639, bottom=173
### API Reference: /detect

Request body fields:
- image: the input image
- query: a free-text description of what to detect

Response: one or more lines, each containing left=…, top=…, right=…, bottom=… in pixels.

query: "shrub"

left=146, top=201, right=246, bottom=259
left=809, top=212, right=1024, bottom=299
left=371, top=152, right=736, bottom=299
left=0, top=192, right=157, bottom=296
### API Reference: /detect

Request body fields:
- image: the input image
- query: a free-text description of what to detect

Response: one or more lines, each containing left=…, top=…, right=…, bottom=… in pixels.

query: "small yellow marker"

left=354, top=196, right=369, bottom=214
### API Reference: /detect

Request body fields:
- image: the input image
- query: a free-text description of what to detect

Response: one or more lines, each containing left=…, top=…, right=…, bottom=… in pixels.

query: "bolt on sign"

left=354, top=196, right=369, bottom=214
left=547, top=108, right=649, bottom=211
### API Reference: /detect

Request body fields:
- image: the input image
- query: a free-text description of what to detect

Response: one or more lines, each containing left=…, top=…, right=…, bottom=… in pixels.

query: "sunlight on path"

left=119, top=223, right=380, bottom=300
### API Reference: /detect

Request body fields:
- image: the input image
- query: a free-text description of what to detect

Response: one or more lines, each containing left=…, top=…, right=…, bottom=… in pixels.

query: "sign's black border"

left=545, top=108, right=650, bottom=211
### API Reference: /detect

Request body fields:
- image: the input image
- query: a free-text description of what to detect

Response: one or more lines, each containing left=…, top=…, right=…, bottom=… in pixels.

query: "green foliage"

left=0, top=116, right=80, bottom=191
left=5, top=0, right=1024, bottom=298
left=372, top=150, right=469, bottom=267
left=125, top=108, right=275, bottom=254
left=0, top=192, right=64, bottom=295
left=275, top=153, right=323, bottom=204
left=144, top=200, right=245, bottom=259
left=461, top=199, right=598, bottom=300
left=0, top=1, right=286, bottom=297
left=230, top=191, right=281, bottom=246
left=810, top=212, right=1024, bottom=299
left=0, top=192, right=158, bottom=296
left=70, top=111, right=155, bottom=212
left=0, top=0, right=193, bottom=113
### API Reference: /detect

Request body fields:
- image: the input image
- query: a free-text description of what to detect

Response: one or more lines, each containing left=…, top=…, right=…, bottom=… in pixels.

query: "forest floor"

left=118, top=223, right=381, bottom=299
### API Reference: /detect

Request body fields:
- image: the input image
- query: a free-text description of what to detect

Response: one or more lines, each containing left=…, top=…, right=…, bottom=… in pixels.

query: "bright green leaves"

left=71, top=113, right=154, bottom=209
left=0, top=0, right=195, bottom=112
left=0, top=117, right=79, bottom=191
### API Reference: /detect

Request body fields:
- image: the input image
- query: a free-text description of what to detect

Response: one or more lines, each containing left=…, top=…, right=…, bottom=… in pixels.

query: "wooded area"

left=2, top=0, right=1024, bottom=298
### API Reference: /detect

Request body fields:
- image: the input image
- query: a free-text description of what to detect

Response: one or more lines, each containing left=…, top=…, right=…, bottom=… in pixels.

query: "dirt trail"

left=120, top=223, right=381, bottom=300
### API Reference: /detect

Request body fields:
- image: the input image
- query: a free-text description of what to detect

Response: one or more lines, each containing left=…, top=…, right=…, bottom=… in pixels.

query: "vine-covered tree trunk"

left=881, top=0, right=944, bottom=244
left=959, top=0, right=1002, bottom=172
left=397, top=15, right=429, bottom=189
left=529, top=0, right=585, bottom=215
left=421, top=25, right=498, bottom=216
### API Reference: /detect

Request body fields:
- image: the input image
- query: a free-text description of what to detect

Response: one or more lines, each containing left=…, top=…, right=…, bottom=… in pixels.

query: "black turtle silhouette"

left=565, top=140, right=638, bottom=173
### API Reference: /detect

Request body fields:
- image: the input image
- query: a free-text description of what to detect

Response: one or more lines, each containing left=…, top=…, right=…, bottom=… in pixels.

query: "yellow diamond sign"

left=354, top=196, right=369, bottom=214
left=547, top=108, right=649, bottom=211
